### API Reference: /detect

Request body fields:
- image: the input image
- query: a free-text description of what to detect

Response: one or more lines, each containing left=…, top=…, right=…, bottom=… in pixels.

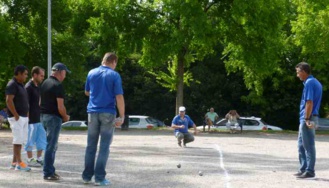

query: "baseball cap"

left=179, top=106, right=186, bottom=112
left=52, top=62, right=71, bottom=73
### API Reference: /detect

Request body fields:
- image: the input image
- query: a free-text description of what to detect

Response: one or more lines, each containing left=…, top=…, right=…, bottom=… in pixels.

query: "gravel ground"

left=0, top=129, right=328, bottom=188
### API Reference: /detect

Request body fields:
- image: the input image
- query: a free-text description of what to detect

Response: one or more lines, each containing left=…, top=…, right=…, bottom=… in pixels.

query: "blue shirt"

left=172, top=115, right=194, bottom=134
left=0, top=110, right=8, bottom=118
left=299, top=75, right=322, bottom=121
left=85, top=65, right=124, bottom=114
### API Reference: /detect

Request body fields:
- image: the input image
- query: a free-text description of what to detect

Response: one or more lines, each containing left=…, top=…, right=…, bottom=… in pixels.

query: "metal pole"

left=47, top=0, right=51, bottom=77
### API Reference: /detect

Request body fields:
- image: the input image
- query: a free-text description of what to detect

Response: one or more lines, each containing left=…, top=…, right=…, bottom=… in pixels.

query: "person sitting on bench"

left=225, top=110, right=240, bottom=133
left=205, top=107, right=219, bottom=132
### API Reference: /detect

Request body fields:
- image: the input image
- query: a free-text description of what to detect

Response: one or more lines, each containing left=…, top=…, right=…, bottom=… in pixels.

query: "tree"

left=290, top=0, right=329, bottom=116
left=138, top=0, right=222, bottom=113
left=108, top=0, right=290, bottom=114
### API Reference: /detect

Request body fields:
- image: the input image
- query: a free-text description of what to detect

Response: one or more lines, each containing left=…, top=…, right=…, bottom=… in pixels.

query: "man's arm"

left=115, top=94, right=125, bottom=126
left=57, top=98, right=69, bottom=122
left=305, top=100, right=313, bottom=119
left=6, top=95, right=19, bottom=121
left=192, top=123, right=198, bottom=135
left=305, top=100, right=313, bottom=128
left=171, top=123, right=184, bottom=129
left=85, top=91, right=90, bottom=96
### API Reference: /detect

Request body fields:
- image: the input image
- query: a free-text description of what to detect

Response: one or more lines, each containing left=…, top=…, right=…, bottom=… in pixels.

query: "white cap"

left=179, top=106, right=186, bottom=112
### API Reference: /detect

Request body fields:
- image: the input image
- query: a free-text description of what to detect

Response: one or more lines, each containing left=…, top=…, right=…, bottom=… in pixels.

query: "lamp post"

left=47, top=0, right=51, bottom=77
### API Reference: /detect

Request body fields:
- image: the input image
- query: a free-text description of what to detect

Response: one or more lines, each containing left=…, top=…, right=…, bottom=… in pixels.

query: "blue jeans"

left=82, top=113, right=115, bottom=182
left=297, top=116, right=317, bottom=175
left=41, top=114, right=62, bottom=177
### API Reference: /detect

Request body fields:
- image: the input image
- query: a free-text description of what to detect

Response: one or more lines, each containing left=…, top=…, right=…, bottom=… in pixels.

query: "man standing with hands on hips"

left=40, top=62, right=71, bottom=180
left=294, top=62, right=322, bottom=179
left=82, top=52, right=125, bottom=186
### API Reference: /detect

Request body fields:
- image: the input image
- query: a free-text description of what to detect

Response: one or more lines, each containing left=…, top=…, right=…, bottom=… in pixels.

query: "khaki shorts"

left=8, top=116, right=28, bottom=145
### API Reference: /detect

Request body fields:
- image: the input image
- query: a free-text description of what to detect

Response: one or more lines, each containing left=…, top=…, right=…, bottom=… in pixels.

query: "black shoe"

left=44, top=174, right=60, bottom=181
left=178, top=141, right=182, bottom=147
left=296, top=172, right=315, bottom=179
left=54, top=173, right=61, bottom=179
left=293, top=171, right=304, bottom=176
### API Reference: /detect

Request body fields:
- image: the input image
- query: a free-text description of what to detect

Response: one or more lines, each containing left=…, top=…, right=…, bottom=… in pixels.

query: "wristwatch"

left=115, top=117, right=124, bottom=123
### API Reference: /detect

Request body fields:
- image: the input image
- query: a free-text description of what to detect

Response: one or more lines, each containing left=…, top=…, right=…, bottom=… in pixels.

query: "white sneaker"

left=27, top=158, right=42, bottom=167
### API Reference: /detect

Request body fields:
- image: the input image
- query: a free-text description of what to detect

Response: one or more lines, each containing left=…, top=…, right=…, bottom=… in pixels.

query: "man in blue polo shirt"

left=294, top=62, right=322, bottom=179
left=171, top=106, right=198, bottom=147
left=82, top=52, right=125, bottom=186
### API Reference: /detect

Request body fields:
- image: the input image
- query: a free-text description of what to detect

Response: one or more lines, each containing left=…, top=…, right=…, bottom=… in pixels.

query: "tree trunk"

left=176, top=51, right=185, bottom=114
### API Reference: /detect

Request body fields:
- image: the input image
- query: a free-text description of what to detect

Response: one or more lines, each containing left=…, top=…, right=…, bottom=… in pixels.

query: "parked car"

left=128, top=115, right=165, bottom=128
left=198, top=116, right=282, bottom=131
left=62, top=121, right=88, bottom=128
left=317, top=118, right=329, bottom=131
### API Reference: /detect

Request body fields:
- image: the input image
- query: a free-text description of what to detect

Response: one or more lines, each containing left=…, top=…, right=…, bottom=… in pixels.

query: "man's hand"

left=14, top=114, right=19, bottom=121
left=180, top=125, right=185, bottom=129
left=115, top=117, right=124, bottom=127
left=306, top=120, right=315, bottom=129
left=63, top=115, right=70, bottom=122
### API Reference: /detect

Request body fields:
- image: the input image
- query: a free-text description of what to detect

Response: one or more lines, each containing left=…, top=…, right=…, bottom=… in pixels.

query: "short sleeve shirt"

left=206, top=112, right=218, bottom=122
left=25, top=80, right=41, bottom=124
left=85, top=65, right=124, bottom=114
left=5, top=78, right=29, bottom=117
left=40, top=76, right=65, bottom=117
left=299, top=75, right=322, bottom=121
left=172, top=115, right=194, bottom=134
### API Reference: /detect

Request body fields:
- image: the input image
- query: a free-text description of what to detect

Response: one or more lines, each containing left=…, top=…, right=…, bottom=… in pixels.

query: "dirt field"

left=0, top=129, right=328, bottom=188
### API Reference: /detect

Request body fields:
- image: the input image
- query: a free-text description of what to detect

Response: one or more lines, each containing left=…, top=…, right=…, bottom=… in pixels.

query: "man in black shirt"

left=5, top=65, right=31, bottom=171
left=40, top=62, right=70, bottom=180
left=24, top=66, right=47, bottom=167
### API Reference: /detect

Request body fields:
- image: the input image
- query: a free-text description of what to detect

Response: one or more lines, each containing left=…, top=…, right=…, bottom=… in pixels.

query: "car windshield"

left=129, top=118, right=140, bottom=126
left=216, top=119, right=228, bottom=126
left=261, top=120, right=268, bottom=125
left=146, top=117, right=158, bottom=124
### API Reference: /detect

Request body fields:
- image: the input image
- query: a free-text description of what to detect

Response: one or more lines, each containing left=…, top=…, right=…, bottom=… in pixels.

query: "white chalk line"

left=215, top=144, right=231, bottom=188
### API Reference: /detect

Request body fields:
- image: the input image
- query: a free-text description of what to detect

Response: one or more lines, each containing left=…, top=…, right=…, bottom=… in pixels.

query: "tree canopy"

left=1, top=0, right=329, bottom=130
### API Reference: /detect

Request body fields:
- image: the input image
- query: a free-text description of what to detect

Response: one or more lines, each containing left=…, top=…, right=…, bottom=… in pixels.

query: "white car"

left=198, top=116, right=282, bottom=131
left=317, top=118, right=329, bottom=131
left=62, top=121, right=88, bottom=128
left=128, top=115, right=164, bottom=129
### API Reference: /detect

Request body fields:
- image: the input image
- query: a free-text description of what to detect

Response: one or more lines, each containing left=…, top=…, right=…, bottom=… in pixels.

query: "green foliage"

left=221, top=0, right=289, bottom=94
left=148, top=58, right=197, bottom=92
left=0, top=13, right=26, bottom=107
left=291, top=0, right=329, bottom=90
left=139, top=0, right=220, bottom=67
left=1, top=0, right=329, bottom=130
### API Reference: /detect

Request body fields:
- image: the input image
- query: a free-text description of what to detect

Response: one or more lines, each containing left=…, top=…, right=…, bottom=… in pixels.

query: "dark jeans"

left=175, top=132, right=194, bottom=144
left=82, top=113, right=115, bottom=182
left=41, top=114, right=62, bottom=177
